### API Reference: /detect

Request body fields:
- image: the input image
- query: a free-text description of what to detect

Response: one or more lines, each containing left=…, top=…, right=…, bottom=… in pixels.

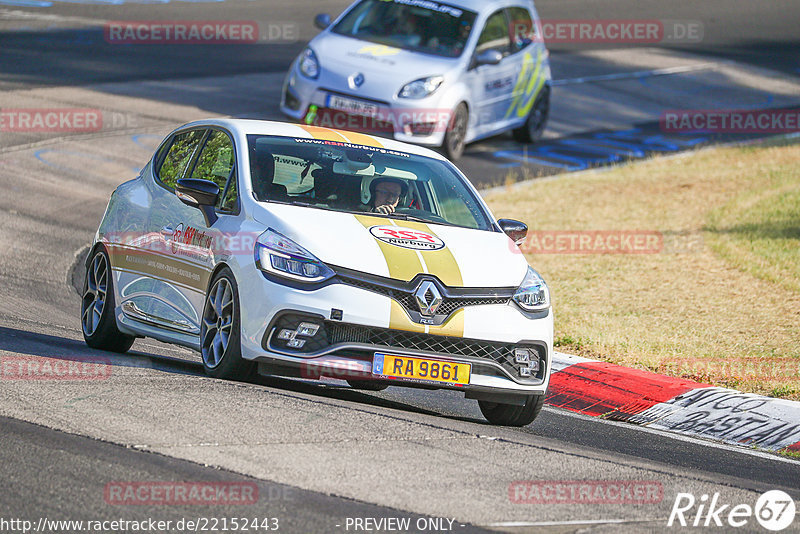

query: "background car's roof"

left=177, top=119, right=450, bottom=162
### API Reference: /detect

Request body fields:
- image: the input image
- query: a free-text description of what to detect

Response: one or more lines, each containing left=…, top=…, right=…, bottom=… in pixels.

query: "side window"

left=190, top=130, right=237, bottom=211
left=157, top=130, right=206, bottom=189
left=476, top=10, right=511, bottom=56
left=507, top=7, right=535, bottom=52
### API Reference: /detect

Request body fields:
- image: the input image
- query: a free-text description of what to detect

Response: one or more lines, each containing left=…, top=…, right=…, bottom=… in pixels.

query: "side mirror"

left=176, top=178, right=219, bottom=226
left=475, top=49, right=503, bottom=66
left=314, top=13, right=331, bottom=30
left=498, top=218, right=528, bottom=245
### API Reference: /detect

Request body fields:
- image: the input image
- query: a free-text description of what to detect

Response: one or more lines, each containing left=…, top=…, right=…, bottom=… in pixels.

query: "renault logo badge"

left=414, top=281, right=443, bottom=316
left=349, top=72, right=365, bottom=89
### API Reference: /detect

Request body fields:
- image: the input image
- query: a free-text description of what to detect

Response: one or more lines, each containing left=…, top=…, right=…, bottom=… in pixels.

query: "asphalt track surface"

left=1, top=0, right=800, bottom=532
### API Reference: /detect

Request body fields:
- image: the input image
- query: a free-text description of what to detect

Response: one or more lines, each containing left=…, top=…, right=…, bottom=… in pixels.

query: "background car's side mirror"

left=498, top=218, right=528, bottom=245
left=475, top=49, right=503, bottom=67
left=314, top=14, right=331, bottom=30
left=176, top=178, right=219, bottom=226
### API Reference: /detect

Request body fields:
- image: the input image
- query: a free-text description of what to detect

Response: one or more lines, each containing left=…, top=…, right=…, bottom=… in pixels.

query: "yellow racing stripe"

left=355, top=215, right=465, bottom=337
left=338, top=130, right=384, bottom=148
left=354, top=214, right=423, bottom=281
left=395, top=220, right=463, bottom=287
left=298, top=125, right=348, bottom=142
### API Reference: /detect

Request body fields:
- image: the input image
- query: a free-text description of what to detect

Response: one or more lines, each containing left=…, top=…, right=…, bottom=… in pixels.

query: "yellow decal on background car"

left=505, top=49, right=544, bottom=119
left=357, top=44, right=401, bottom=56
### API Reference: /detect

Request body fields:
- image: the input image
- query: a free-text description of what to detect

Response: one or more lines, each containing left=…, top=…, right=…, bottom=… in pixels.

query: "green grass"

left=483, top=141, right=800, bottom=399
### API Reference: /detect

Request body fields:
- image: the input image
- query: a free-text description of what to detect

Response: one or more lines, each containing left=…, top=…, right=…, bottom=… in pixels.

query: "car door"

left=151, top=128, right=240, bottom=336
left=463, top=8, right=516, bottom=138
left=112, top=128, right=207, bottom=337
left=502, top=5, right=548, bottom=126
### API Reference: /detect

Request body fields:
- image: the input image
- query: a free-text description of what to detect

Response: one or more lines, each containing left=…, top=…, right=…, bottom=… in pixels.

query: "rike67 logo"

left=668, top=490, right=796, bottom=531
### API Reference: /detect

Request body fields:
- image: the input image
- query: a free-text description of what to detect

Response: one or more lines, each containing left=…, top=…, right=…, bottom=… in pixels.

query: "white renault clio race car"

left=280, top=0, right=551, bottom=160
left=82, top=119, right=553, bottom=425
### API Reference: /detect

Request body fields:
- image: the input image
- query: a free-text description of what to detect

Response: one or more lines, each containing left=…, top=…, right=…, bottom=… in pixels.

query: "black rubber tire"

left=442, top=103, right=468, bottom=161
left=81, top=246, right=135, bottom=353
left=347, top=380, right=389, bottom=391
left=512, top=84, right=550, bottom=144
left=478, top=394, right=545, bottom=426
left=200, top=268, right=254, bottom=380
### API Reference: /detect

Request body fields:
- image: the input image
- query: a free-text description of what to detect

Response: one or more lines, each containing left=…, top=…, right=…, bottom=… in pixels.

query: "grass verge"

left=484, top=140, right=800, bottom=400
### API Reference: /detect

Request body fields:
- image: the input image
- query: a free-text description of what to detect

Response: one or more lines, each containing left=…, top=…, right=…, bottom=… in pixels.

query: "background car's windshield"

left=247, top=135, right=493, bottom=231
left=331, top=0, right=477, bottom=58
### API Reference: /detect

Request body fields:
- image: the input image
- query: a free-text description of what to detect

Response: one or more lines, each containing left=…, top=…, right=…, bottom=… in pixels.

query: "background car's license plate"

left=327, top=94, right=379, bottom=117
left=373, top=353, right=470, bottom=385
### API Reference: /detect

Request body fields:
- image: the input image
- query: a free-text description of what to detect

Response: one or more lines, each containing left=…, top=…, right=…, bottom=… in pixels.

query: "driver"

left=364, top=177, right=408, bottom=214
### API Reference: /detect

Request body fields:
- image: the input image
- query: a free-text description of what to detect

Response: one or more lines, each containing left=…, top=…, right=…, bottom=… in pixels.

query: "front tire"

left=81, top=247, right=135, bottom=353
left=442, top=103, right=468, bottom=160
left=512, top=84, right=550, bottom=144
left=200, top=268, right=253, bottom=380
left=479, top=394, right=545, bottom=426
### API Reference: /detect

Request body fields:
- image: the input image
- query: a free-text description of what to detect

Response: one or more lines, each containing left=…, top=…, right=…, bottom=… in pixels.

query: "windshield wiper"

left=384, top=212, right=457, bottom=227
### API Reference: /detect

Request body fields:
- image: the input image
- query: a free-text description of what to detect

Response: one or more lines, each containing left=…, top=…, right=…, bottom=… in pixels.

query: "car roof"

left=444, top=0, right=534, bottom=14
left=177, top=118, right=450, bottom=162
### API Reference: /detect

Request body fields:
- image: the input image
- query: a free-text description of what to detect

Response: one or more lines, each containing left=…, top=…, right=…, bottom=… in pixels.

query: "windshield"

left=331, top=0, right=477, bottom=58
left=247, top=135, right=494, bottom=231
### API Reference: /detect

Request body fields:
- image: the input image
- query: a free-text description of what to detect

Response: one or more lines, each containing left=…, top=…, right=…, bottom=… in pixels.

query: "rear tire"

left=442, top=103, right=468, bottom=160
left=347, top=380, right=388, bottom=391
left=200, top=268, right=254, bottom=380
left=512, top=84, right=550, bottom=144
left=81, top=247, right=135, bottom=353
left=479, top=394, right=545, bottom=426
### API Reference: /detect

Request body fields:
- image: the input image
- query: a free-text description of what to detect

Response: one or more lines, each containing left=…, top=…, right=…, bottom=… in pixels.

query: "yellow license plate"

left=373, top=353, right=470, bottom=385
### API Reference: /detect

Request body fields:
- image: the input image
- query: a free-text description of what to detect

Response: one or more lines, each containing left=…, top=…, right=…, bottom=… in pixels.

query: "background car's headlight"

left=398, top=76, right=443, bottom=99
left=298, top=48, right=320, bottom=79
left=512, top=267, right=550, bottom=312
left=255, top=229, right=334, bottom=283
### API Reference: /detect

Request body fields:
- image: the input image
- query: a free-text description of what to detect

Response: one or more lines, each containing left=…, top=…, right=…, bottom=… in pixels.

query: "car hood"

left=311, top=32, right=460, bottom=97
left=253, top=203, right=528, bottom=288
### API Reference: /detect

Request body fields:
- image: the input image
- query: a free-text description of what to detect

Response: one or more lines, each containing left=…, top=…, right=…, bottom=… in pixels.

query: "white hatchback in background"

left=81, top=119, right=553, bottom=426
left=280, top=0, right=551, bottom=160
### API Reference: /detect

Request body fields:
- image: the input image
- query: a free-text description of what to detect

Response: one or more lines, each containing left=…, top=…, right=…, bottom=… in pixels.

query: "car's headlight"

left=512, top=267, right=550, bottom=312
left=298, top=48, right=320, bottom=79
left=398, top=76, right=444, bottom=99
left=255, top=229, right=334, bottom=283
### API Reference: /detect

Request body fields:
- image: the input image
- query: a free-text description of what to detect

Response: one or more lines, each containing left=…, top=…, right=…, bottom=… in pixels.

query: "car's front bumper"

left=280, top=70, right=450, bottom=148
left=239, top=269, right=553, bottom=397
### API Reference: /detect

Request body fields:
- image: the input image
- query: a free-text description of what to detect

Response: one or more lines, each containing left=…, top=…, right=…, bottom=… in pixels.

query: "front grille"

left=264, top=312, right=546, bottom=383
left=325, top=322, right=546, bottom=382
left=339, top=276, right=510, bottom=318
